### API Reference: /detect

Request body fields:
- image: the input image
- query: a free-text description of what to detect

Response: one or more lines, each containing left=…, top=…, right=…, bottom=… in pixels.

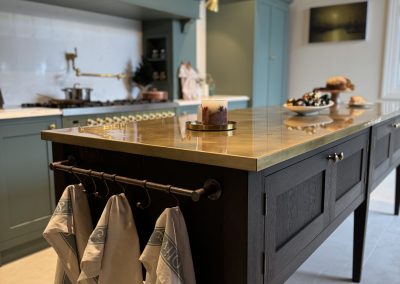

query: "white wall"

left=288, top=0, right=387, bottom=102
left=0, top=0, right=142, bottom=107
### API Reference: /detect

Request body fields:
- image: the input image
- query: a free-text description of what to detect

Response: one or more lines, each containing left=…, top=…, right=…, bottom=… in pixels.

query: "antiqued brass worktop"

left=41, top=103, right=400, bottom=171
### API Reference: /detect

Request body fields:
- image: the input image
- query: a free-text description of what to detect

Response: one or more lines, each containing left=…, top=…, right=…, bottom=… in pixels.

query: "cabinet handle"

left=327, top=152, right=344, bottom=162
left=48, top=123, right=56, bottom=130
left=327, top=153, right=339, bottom=162
left=393, top=123, right=400, bottom=128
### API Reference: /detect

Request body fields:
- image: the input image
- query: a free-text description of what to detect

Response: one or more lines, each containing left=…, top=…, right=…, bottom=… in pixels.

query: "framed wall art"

left=309, top=1, right=368, bottom=43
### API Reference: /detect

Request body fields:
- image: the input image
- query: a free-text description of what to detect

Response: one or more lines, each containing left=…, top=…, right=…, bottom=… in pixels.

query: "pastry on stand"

left=314, top=76, right=355, bottom=104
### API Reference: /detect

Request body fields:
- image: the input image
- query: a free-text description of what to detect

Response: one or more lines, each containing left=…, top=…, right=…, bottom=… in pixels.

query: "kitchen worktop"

left=0, top=107, right=62, bottom=120
left=41, top=103, right=400, bottom=171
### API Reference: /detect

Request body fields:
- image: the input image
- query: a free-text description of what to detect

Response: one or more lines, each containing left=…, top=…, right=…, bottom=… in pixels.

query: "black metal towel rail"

left=49, top=159, right=222, bottom=202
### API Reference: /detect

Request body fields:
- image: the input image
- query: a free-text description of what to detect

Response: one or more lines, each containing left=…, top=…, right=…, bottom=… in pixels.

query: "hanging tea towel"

left=140, top=207, right=196, bottom=284
left=43, top=184, right=94, bottom=284
left=78, top=194, right=143, bottom=284
left=178, top=62, right=201, bottom=101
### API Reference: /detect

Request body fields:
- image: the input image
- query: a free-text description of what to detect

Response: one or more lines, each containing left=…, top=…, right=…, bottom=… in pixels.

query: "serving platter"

left=283, top=101, right=334, bottom=116
left=348, top=102, right=374, bottom=108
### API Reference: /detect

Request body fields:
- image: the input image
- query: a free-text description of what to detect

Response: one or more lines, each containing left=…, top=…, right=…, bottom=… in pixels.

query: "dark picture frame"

left=309, top=1, right=368, bottom=43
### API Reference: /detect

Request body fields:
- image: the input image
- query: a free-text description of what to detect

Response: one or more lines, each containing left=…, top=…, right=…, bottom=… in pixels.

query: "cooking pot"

left=62, top=83, right=92, bottom=101
left=141, top=88, right=168, bottom=101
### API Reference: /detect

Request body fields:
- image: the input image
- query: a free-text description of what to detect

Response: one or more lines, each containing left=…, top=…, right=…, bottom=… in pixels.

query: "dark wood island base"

left=51, top=129, right=371, bottom=284
left=43, top=105, right=400, bottom=284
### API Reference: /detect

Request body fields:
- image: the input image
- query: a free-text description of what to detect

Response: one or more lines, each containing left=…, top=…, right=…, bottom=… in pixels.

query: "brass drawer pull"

left=327, top=152, right=344, bottom=162
left=393, top=123, right=400, bottom=128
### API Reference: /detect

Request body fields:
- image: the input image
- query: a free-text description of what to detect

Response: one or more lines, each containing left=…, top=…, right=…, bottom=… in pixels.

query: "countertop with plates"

left=174, top=95, right=249, bottom=106
left=0, top=108, right=62, bottom=120
left=42, top=103, right=400, bottom=172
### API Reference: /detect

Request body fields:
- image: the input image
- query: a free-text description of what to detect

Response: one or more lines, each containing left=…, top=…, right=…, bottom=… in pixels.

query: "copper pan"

left=141, top=89, right=168, bottom=101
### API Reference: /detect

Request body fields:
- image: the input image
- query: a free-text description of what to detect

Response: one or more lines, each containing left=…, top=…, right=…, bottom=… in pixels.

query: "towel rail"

left=49, top=158, right=222, bottom=202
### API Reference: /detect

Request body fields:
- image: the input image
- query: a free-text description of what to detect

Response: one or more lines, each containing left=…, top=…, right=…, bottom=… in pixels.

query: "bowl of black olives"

left=284, top=91, right=334, bottom=115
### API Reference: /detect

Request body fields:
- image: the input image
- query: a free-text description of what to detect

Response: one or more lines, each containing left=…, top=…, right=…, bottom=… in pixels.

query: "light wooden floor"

left=0, top=171, right=399, bottom=284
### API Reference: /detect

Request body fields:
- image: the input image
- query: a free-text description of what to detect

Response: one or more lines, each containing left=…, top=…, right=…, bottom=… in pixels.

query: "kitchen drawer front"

left=329, top=132, right=369, bottom=218
left=391, top=116, right=400, bottom=165
left=370, top=119, right=393, bottom=190
left=264, top=148, right=331, bottom=281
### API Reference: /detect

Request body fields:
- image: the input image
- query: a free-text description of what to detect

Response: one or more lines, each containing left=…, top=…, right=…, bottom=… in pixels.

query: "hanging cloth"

left=78, top=193, right=143, bottom=284
left=140, top=207, right=196, bottom=284
left=43, top=184, right=94, bottom=284
left=178, top=62, right=201, bottom=101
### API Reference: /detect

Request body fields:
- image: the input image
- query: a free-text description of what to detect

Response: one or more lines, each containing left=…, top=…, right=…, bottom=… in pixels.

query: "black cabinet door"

left=329, top=132, right=369, bottom=218
left=370, top=120, right=393, bottom=190
left=264, top=148, right=331, bottom=283
left=390, top=117, right=400, bottom=165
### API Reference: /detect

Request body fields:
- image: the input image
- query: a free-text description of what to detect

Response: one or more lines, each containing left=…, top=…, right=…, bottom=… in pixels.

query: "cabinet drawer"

left=329, top=132, right=369, bottom=218
left=265, top=148, right=331, bottom=281
left=370, top=119, right=393, bottom=190
left=264, top=131, right=368, bottom=282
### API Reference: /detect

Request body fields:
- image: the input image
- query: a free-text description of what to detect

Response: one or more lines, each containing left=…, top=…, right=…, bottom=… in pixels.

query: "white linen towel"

left=78, top=193, right=143, bottom=284
left=140, top=207, right=196, bottom=284
left=43, top=184, right=94, bottom=284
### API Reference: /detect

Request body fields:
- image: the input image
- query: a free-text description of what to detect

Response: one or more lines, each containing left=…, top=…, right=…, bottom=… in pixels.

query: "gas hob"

left=22, top=99, right=178, bottom=127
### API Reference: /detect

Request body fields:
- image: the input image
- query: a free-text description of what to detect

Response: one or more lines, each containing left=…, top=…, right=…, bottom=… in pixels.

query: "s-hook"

left=168, top=185, right=180, bottom=207
left=137, top=180, right=151, bottom=209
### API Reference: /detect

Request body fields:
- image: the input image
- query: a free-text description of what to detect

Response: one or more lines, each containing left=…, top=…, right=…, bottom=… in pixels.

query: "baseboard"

left=0, top=237, right=49, bottom=266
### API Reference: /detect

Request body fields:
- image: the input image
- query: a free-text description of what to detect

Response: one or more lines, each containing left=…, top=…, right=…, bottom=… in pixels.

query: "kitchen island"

left=41, top=103, right=400, bottom=283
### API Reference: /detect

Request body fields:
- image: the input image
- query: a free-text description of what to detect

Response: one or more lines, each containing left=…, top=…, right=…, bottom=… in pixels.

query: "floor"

left=0, top=172, right=399, bottom=284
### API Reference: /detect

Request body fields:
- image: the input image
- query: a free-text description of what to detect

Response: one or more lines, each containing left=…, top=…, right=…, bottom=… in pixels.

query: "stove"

left=22, top=99, right=178, bottom=128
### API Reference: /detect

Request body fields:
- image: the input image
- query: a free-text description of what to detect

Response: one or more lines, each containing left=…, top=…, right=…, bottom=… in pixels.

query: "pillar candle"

left=200, top=99, right=228, bottom=125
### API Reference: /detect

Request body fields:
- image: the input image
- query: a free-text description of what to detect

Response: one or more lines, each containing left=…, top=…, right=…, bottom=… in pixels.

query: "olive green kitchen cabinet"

left=0, top=115, right=61, bottom=265
left=207, top=0, right=292, bottom=107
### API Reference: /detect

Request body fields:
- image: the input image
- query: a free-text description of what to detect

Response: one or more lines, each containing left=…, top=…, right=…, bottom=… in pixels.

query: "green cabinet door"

left=0, top=116, right=61, bottom=264
left=208, top=0, right=291, bottom=107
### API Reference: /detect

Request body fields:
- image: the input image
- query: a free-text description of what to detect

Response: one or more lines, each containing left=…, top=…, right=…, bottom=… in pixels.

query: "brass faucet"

left=65, top=48, right=126, bottom=80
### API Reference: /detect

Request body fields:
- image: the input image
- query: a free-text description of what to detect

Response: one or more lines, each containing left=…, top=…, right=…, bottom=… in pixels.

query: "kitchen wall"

left=0, top=0, right=142, bottom=107
left=196, top=1, right=207, bottom=77
left=288, top=0, right=387, bottom=102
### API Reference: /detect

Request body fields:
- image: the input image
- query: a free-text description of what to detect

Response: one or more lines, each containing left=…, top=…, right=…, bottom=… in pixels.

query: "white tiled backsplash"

left=0, top=0, right=142, bottom=107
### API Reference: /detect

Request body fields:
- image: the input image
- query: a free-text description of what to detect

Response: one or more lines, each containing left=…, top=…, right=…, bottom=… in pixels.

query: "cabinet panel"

left=330, top=132, right=368, bottom=218
left=0, top=117, right=59, bottom=251
left=265, top=150, right=331, bottom=281
left=370, top=120, right=392, bottom=190
left=275, top=172, right=324, bottom=249
left=391, top=117, right=400, bottom=164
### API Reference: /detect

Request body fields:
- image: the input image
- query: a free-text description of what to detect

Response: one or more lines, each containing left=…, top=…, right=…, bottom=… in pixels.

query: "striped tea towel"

left=78, top=193, right=143, bottom=284
left=140, top=207, right=196, bottom=284
left=43, top=184, right=94, bottom=284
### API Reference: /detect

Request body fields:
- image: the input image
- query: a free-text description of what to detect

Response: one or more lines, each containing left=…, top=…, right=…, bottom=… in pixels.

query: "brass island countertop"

left=41, top=103, right=400, bottom=171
